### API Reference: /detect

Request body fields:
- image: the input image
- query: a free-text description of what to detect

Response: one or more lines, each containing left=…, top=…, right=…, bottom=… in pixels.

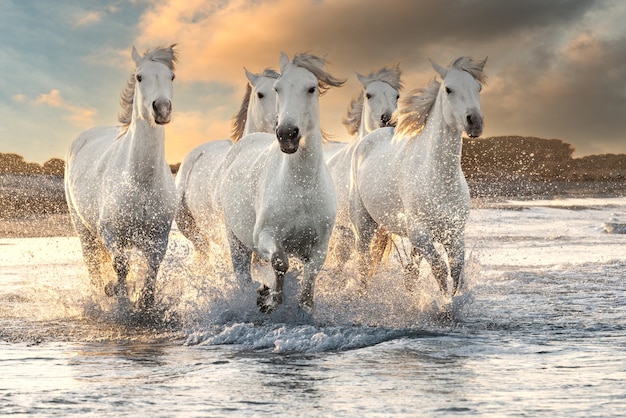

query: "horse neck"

left=120, top=116, right=167, bottom=182
left=418, top=94, right=463, bottom=171
left=356, top=121, right=369, bottom=141
left=284, top=130, right=325, bottom=177
left=242, top=115, right=264, bottom=136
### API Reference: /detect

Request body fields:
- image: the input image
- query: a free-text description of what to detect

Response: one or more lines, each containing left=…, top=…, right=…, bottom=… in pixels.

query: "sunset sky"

left=1, top=0, right=625, bottom=164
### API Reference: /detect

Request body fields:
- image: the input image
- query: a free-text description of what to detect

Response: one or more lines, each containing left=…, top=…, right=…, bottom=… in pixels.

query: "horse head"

left=274, top=52, right=345, bottom=154
left=131, top=45, right=177, bottom=126
left=431, top=57, right=486, bottom=138
left=245, top=68, right=279, bottom=135
left=357, top=65, right=402, bottom=133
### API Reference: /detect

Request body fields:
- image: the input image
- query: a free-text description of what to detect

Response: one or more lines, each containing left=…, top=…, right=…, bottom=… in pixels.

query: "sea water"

left=1, top=197, right=625, bottom=416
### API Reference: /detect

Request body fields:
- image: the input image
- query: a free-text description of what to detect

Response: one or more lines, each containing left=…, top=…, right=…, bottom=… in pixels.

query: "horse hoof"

left=257, top=285, right=282, bottom=314
left=299, top=299, right=314, bottom=314
left=139, top=291, right=155, bottom=312
left=104, top=281, right=123, bottom=297
left=104, top=281, right=115, bottom=297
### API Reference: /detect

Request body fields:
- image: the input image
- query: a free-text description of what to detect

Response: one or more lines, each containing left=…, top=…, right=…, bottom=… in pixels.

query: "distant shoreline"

left=1, top=173, right=625, bottom=239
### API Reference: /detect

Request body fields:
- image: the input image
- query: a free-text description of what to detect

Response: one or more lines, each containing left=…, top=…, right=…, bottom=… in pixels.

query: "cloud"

left=127, top=0, right=625, bottom=158
left=74, top=11, right=106, bottom=28
left=31, top=89, right=97, bottom=129
left=164, top=109, right=232, bottom=163
left=12, top=94, right=26, bottom=103
left=73, top=4, right=121, bottom=29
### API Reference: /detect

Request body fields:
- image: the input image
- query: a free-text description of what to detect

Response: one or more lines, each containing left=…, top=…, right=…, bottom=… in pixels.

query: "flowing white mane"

left=343, top=64, right=403, bottom=136
left=118, top=45, right=178, bottom=133
left=290, top=53, right=345, bottom=95
left=394, top=56, right=486, bottom=139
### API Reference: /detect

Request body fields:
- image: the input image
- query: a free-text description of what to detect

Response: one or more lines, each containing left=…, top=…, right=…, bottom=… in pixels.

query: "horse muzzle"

left=465, top=112, right=483, bottom=138
left=381, top=112, right=395, bottom=128
left=152, top=99, right=172, bottom=125
left=276, top=124, right=301, bottom=154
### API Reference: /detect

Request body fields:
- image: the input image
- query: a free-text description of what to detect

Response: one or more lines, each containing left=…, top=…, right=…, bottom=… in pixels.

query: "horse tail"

left=369, top=227, right=393, bottom=275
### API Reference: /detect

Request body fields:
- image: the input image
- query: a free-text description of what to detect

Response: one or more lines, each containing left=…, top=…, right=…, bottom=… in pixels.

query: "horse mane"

left=230, top=68, right=280, bottom=142
left=451, top=56, right=487, bottom=84
left=118, top=45, right=178, bottom=133
left=395, top=56, right=486, bottom=138
left=343, top=64, right=403, bottom=136
left=291, top=53, right=346, bottom=95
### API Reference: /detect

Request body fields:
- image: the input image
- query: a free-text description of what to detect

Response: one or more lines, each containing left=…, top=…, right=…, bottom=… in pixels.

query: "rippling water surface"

left=1, top=198, right=626, bottom=416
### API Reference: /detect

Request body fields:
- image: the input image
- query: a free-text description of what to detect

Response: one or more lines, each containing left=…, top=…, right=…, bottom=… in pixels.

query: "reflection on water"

left=1, top=198, right=626, bottom=415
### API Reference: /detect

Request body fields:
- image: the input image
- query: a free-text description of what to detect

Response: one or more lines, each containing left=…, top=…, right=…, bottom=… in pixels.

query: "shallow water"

left=1, top=198, right=626, bottom=416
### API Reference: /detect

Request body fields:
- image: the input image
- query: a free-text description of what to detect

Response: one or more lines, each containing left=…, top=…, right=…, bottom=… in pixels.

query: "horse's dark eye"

left=445, top=87, right=452, bottom=94
left=366, top=93, right=372, bottom=100
left=308, top=87, right=316, bottom=94
left=136, top=74, right=142, bottom=82
left=171, top=74, right=175, bottom=81
left=396, top=94, right=400, bottom=100
left=257, top=92, right=264, bottom=99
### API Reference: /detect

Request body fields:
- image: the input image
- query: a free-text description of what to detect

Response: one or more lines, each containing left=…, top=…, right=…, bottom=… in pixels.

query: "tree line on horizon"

left=1, top=136, right=625, bottom=181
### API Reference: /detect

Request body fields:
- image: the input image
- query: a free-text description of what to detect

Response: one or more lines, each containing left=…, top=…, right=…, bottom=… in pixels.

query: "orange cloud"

left=32, top=89, right=97, bottom=128
left=164, top=110, right=231, bottom=163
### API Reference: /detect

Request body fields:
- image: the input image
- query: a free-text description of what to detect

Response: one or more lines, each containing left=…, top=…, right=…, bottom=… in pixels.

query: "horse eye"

left=171, top=74, right=175, bottom=81
left=308, top=87, right=316, bottom=94
left=366, top=93, right=372, bottom=100
left=396, top=94, right=400, bottom=100
left=136, top=74, right=142, bottom=83
left=478, top=84, right=482, bottom=92
left=445, top=87, right=452, bottom=94
left=257, top=92, right=264, bottom=99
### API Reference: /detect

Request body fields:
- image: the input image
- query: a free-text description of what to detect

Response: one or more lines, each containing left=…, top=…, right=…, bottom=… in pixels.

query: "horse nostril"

left=290, top=126, right=299, bottom=140
left=381, top=113, right=391, bottom=126
left=466, top=114, right=474, bottom=126
left=276, top=125, right=300, bottom=141
left=152, top=101, right=158, bottom=112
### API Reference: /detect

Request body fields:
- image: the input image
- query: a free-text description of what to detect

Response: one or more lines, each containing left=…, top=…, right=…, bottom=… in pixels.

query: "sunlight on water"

left=2, top=198, right=626, bottom=416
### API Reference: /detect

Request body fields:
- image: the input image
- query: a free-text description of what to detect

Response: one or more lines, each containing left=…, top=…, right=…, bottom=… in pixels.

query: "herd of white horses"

left=64, top=44, right=487, bottom=315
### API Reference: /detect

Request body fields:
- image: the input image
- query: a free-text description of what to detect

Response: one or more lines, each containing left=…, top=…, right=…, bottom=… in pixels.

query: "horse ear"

left=429, top=58, right=447, bottom=79
left=279, top=52, right=290, bottom=71
left=132, top=46, right=142, bottom=65
left=244, top=67, right=258, bottom=85
left=478, top=57, right=488, bottom=71
left=356, top=72, right=367, bottom=86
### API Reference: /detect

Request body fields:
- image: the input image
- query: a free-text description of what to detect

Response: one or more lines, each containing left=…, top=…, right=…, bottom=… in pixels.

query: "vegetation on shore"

left=1, top=136, right=626, bottom=220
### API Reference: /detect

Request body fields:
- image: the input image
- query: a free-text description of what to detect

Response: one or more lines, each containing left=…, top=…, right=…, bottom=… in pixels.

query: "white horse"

left=217, top=52, right=345, bottom=313
left=65, top=45, right=177, bottom=311
left=325, top=65, right=402, bottom=267
left=174, top=68, right=279, bottom=256
left=349, top=57, right=487, bottom=295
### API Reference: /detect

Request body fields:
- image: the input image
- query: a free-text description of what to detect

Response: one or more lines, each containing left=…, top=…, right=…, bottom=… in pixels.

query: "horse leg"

left=68, top=207, right=106, bottom=288
left=409, top=228, right=449, bottom=294
left=256, top=230, right=287, bottom=314
left=445, top=235, right=465, bottom=296
left=327, top=225, right=354, bottom=269
left=299, top=240, right=330, bottom=313
left=104, top=251, right=129, bottom=299
left=227, top=230, right=253, bottom=285
left=369, top=227, right=392, bottom=275
left=404, top=247, right=422, bottom=293
left=138, top=232, right=170, bottom=312
left=100, top=227, right=130, bottom=299
left=349, top=197, right=378, bottom=290
left=75, top=226, right=106, bottom=288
